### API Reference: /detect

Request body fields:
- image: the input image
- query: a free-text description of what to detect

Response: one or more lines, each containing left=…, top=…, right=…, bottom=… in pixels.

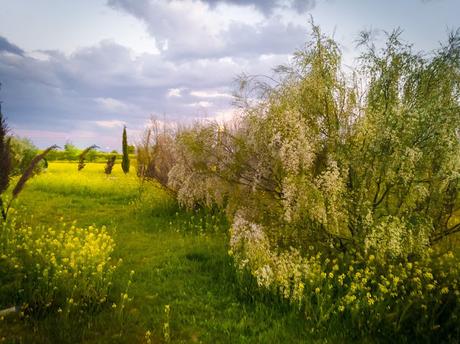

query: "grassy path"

left=3, top=162, right=312, bottom=343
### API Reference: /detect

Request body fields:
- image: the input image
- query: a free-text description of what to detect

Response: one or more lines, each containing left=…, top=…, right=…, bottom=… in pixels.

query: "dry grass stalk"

left=4, top=145, right=58, bottom=219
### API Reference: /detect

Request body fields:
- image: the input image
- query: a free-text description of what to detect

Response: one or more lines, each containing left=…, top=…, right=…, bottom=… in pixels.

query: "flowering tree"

left=144, top=25, right=460, bottom=339
left=168, top=25, right=460, bottom=260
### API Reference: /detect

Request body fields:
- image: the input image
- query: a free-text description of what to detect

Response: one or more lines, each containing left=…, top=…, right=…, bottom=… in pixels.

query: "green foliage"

left=165, top=25, right=460, bottom=342
left=8, top=136, right=44, bottom=175
left=230, top=212, right=460, bottom=341
left=127, top=144, right=135, bottom=154
left=169, top=25, right=460, bottom=254
left=63, top=142, right=79, bottom=161
left=122, top=126, right=130, bottom=174
left=0, top=211, right=117, bottom=316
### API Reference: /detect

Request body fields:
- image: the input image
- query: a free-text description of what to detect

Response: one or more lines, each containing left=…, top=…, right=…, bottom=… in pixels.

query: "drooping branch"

left=4, top=145, right=58, bottom=220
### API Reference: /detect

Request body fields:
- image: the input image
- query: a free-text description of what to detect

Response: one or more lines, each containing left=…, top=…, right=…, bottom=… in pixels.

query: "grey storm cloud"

left=1, top=0, right=312, bottom=148
left=0, top=36, right=24, bottom=56
left=0, top=36, right=291, bottom=147
left=107, top=0, right=309, bottom=60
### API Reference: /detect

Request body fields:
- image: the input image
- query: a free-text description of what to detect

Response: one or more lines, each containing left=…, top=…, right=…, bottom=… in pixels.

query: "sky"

left=0, top=0, right=458, bottom=151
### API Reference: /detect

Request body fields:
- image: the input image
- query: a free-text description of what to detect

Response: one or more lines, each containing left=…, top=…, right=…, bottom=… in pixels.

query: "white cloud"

left=167, top=88, right=183, bottom=97
left=190, top=90, right=232, bottom=98
left=94, top=120, right=126, bottom=128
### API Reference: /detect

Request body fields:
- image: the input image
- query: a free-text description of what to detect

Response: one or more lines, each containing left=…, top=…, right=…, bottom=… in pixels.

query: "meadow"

left=1, top=27, right=459, bottom=344
left=0, top=162, right=317, bottom=343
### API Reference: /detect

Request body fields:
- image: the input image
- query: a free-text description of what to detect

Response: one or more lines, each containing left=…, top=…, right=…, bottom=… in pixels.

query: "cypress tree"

left=0, top=104, right=12, bottom=221
left=121, top=126, right=130, bottom=174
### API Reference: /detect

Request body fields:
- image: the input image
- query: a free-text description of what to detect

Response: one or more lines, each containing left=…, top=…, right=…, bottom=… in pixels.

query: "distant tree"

left=64, top=142, right=79, bottom=161
left=127, top=144, right=135, bottom=154
left=78, top=145, right=98, bottom=171
left=86, top=149, right=98, bottom=162
left=9, top=136, right=43, bottom=175
left=105, top=155, right=116, bottom=175
left=121, top=126, right=130, bottom=173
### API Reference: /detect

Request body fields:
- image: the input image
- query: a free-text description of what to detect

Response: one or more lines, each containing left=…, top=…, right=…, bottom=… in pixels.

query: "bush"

left=136, top=119, right=176, bottom=190
left=0, top=210, right=117, bottom=316
left=165, top=25, right=460, bottom=341
left=169, top=25, right=460, bottom=254
left=8, top=137, right=45, bottom=176
left=229, top=212, right=460, bottom=341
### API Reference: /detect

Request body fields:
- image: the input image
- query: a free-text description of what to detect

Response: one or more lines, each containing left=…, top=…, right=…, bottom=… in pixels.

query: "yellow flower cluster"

left=230, top=215, right=460, bottom=335
left=0, top=210, right=117, bottom=314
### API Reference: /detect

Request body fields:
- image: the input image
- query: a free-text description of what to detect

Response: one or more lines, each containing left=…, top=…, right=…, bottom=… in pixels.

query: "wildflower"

left=337, top=274, right=345, bottom=286
left=315, top=287, right=320, bottom=294
left=424, top=272, right=433, bottom=280
left=368, top=298, right=375, bottom=306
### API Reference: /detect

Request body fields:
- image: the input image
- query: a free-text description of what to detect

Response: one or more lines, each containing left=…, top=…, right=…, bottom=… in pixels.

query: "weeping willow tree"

left=169, top=25, right=460, bottom=258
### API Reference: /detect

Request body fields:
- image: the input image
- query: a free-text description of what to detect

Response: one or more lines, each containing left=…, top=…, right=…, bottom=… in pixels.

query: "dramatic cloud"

left=0, top=36, right=24, bottom=56
left=107, top=0, right=308, bottom=60
left=0, top=35, right=290, bottom=149
left=2, top=0, right=457, bottom=149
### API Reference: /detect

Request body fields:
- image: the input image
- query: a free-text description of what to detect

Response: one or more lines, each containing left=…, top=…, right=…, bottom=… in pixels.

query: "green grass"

left=0, top=162, right=317, bottom=343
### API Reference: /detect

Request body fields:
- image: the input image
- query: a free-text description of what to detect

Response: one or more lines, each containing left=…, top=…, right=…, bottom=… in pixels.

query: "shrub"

left=136, top=119, right=176, bottom=190
left=8, top=137, right=45, bottom=175
left=105, top=155, right=116, bottom=175
left=166, top=24, right=460, bottom=341
left=169, top=25, right=460, bottom=255
left=230, top=218, right=460, bottom=340
left=63, top=142, right=80, bottom=161
left=0, top=210, right=117, bottom=316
